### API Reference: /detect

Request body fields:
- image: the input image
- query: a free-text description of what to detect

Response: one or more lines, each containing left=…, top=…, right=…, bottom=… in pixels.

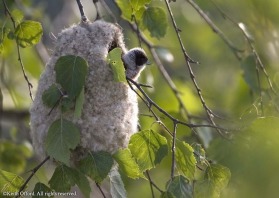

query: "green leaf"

left=74, top=87, right=84, bottom=119
left=49, top=164, right=91, bottom=198
left=194, top=164, right=231, bottom=198
left=49, top=165, right=75, bottom=192
left=130, top=0, right=151, bottom=11
left=0, top=27, right=10, bottom=53
left=0, top=169, right=25, bottom=194
left=166, top=175, right=192, bottom=198
left=60, top=97, right=75, bottom=112
left=45, top=118, right=80, bottom=165
left=113, top=149, right=142, bottom=179
left=75, top=171, right=91, bottom=198
left=240, top=55, right=259, bottom=93
left=116, top=0, right=150, bottom=21
left=107, top=48, right=126, bottom=82
left=11, top=9, right=24, bottom=24
left=142, top=7, right=168, bottom=39
left=128, top=130, right=168, bottom=172
left=42, top=84, right=62, bottom=108
left=33, top=183, right=53, bottom=198
left=175, top=140, right=196, bottom=180
left=78, top=151, right=114, bottom=183
left=14, top=20, right=43, bottom=48
left=54, top=55, right=88, bottom=99
left=48, top=164, right=90, bottom=197
left=109, top=168, right=127, bottom=198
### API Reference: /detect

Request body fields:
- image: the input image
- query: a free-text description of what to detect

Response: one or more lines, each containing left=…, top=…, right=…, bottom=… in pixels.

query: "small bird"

left=122, top=47, right=148, bottom=80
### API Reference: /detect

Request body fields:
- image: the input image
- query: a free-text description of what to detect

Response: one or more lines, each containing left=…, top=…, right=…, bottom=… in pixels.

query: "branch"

left=185, top=0, right=243, bottom=60
left=164, top=0, right=228, bottom=138
left=92, top=0, right=102, bottom=20
left=3, top=0, right=34, bottom=101
left=171, top=121, right=178, bottom=180
left=210, top=0, right=277, bottom=112
left=145, top=171, right=163, bottom=194
left=16, top=156, right=50, bottom=198
left=126, top=77, right=229, bottom=132
left=96, top=182, right=107, bottom=198
left=76, top=0, right=88, bottom=22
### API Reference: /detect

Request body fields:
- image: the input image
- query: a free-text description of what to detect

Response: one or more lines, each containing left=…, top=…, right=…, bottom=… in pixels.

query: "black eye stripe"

left=135, top=56, right=148, bottom=66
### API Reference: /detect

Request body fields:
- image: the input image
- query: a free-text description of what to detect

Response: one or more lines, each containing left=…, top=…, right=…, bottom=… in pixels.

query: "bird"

left=122, top=47, right=148, bottom=80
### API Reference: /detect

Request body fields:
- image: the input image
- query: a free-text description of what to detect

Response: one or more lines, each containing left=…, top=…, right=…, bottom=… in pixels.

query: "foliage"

left=0, top=169, right=25, bottom=195
left=1, top=0, right=279, bottom=198
left=107, top=47, right=127, bottom=82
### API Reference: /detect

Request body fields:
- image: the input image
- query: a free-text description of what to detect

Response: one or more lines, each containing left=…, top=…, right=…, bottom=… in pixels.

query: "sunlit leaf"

left=45, top=118, right=80, bottom=165
left=194, top=164, right=231, bottom=198
left=166, top=175, right=192, bottom=198
left=142, top=7, right=168, bottom=39
left=11, top=9, right=24, bottom=24
left=14, top=20, right=43, bottom=48
left=116, top=0, right=150, bottom=21
left=33, top=183, right=53, bottom=198
left=0, top=27, right=10, bottom=54
left=109, top=168, right=127, bottom=198
left=175, top=140, right=196, bottom=180
left=128, top=130, right=168, bottom=172
left=78, top=151, right=114, bottom=183
left=107, top=48, right=126, bottom=83
left=54, top=55, right=88, bottom=99
left=42, top=84, right=62, bottom=108
left=0, top=169, right=25, bottom=194
left=113, top=148, right=142, bottom=179
left=130, top=0, right=151, bottom=11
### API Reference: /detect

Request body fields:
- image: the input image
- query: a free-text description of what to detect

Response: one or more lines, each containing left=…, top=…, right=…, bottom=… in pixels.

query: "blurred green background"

left=1, top=0, right=279, bottom=197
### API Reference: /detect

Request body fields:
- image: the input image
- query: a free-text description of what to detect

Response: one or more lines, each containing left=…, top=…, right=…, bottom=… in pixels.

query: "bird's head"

left=122, top=47, right=148, bottom=80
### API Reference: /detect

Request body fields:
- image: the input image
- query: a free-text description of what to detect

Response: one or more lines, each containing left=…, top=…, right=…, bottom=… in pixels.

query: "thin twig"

left=171, top=121, right=178, bottom=180
left=164, top=0, right=229, bottom=138
left=127, top=77, right=229, bottom=132
left=96, top=182, right=107, bottom=198
left=76, top=0, right=88, bottom=22
left=16, top=156, right=50, bottom=198
left=99, top=0, right=117, bottom=23
left=92, top=0, right=101, bottom=20
left=185, top=0, right=243, bottom=60
left=145, top=171, right=164, bottom=193
left=128, top=23, right=193, bottom=120
left=131, top=14, right=142, bottom=47
left=146, top=171, right=155, bottom=197
left=3, top=0, right=34, bottom=101
left=210, top=0, right=277, bottom=96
